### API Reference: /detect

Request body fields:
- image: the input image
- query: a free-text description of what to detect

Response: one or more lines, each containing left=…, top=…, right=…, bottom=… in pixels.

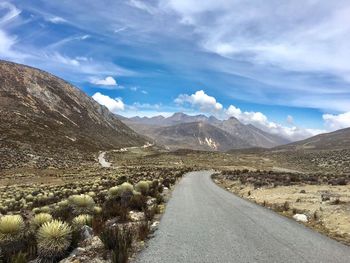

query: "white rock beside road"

left=293, top=213, right=308, bottom=223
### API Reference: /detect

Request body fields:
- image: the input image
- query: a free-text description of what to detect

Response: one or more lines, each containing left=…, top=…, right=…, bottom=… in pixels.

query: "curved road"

left=135, top=171, right=350, bottom=263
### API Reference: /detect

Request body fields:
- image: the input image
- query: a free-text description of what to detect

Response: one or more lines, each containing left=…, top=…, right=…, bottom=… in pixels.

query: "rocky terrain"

left=119, top=112, right=289, bottom=151
left=0, top=61, right=146, bottom=170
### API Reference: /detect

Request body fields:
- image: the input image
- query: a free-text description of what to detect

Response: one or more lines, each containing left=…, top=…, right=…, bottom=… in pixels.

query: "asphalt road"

left=135, top=171, right=350, bottom=263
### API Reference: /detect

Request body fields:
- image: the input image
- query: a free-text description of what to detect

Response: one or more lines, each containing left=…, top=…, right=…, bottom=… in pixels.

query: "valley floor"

left=1, top=146, right=350, bottom=262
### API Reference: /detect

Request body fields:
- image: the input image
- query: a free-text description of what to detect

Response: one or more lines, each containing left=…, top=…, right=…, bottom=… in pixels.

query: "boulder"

left=293, top=214, right=308, bottom=223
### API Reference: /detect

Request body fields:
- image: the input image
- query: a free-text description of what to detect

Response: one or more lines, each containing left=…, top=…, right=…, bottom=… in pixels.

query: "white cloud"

left=0, top=30, right=18, bottom=58
left=226, top=105, right=324, bottom=141
left=323, top=112, right=350, bottom=131
left=175, top=90, right=324, bottom=141
left=90, top=76, right=117, bottom=86
left=0, top=2, right=21, bottom=26
left=48, top=16, right=67, bottom=24
left=92, top=92, right=125, bottom=112
left=51, top=52, right=80, bottom=66
left=175, top=90, right=223, bottom=112
left=164, top=0, right=350, bottom=83
left=0, top=2, right=25, bottom=60
left=128, top=0, right=156, bottom=14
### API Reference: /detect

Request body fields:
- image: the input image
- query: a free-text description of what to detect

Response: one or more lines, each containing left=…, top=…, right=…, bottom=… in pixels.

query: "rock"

left=129, top=211, right=145, bottom=222
left=146, top=198, right=157, bottom=206
left=69, top=247, right=86, bottom=257
left=59, top=236, right=109, bottom=263
left=293, top=214, right=308, bottom=223
left=321, top=193, right=331, bottom=202
left=150, top=221, right=159, bottom=232
left=81, top=225, right=93, bottom=240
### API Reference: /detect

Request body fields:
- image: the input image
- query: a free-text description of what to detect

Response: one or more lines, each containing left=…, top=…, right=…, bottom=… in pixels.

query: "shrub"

left=93, top=206, right=102, bottom=215
left=68, top=194, right=95, bottom=215
left=0, top=215, right=25, bottom=245
left=36, top=220, right=72, bottom=261
left=118, top=183, right=134, bottom=196
left=72, top=214, right=92, bottom=229
left=100, top=225, right=132, bottom=263
left=31, top=213, right=53, bottom=229
left=108, top=186, right=120, bottom=199
left=135, top=181, right=149, bottom=196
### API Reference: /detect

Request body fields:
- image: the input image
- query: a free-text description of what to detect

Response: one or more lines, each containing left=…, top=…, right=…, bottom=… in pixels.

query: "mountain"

left=276, top=127, right=350, bottom=151
left=0, top=60, right=146, bottom=169
left=151, top=122, right=251, bottom=151
left=120, top=112, right=290, bottom=151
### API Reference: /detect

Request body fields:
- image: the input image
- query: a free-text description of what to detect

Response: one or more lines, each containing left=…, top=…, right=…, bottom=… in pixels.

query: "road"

left=98, top=151, right=111, bottom=167
left=135, top=171, right=350, bottom=263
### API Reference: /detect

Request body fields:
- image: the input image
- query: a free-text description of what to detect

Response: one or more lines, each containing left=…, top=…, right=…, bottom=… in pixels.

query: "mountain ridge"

left=119, top=112, right=290, bottom=151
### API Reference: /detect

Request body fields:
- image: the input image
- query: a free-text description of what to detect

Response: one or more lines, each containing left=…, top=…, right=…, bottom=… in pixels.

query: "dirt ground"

left=214, top=177, right=350, bottom=246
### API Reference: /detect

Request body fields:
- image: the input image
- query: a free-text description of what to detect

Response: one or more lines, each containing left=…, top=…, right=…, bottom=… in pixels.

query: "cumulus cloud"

left=226, top=105, right=323, bottom=141
left=175, top=90, right=223, bottom=112
left=92, top=92, right=125, bottom=112
left=323, top=112, right=350, bottom=131
left=175, top=90, right=324, bottom=141
left=90, top=76, right=117, bottom=86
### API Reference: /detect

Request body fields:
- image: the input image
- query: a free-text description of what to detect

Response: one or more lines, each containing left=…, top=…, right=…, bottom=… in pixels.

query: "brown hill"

left=0, top=60, right=146, bottom=169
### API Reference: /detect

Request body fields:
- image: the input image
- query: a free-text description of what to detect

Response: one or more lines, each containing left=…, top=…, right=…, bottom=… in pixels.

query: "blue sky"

left=1, top=0, right=350, bottom=141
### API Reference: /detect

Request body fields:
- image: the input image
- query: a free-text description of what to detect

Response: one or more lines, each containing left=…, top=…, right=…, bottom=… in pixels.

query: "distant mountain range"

left=0, top=60, right=146, bottom=169
left=119, top=112, right=290, bottom=151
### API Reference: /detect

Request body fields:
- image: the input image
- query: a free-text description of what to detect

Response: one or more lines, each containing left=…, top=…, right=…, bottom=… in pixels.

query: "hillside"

left=151, top=122, right=251, bottom=151
left=121, top=112, right=289, bottom=150
left=0, top=60, right=146, bottom=169
left=276, top=127, right=350, bottom=151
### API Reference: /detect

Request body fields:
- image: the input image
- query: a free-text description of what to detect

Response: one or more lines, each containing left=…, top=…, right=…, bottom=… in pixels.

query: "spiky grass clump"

left=108, top=186, right=120, bottom=198
left=68, top=194, right=95, bottom=215
left=72, top=214, right=92, bottom=229
left=93, top=206, right=102, bottom=215
left=31, top=213, right=53, bottom=229
left=135, top=181, right=150, bottom=195
left=119, top=183, right=134, bottom=195
left=37, top=220, right=72, bottom=260
left=0, top=215, right=25, bottom=245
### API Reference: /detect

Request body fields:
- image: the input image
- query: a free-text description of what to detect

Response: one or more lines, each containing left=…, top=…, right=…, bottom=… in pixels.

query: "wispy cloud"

left=127, top=0, right=157, bottom=15
left=47, top=16, right=67, bottom=24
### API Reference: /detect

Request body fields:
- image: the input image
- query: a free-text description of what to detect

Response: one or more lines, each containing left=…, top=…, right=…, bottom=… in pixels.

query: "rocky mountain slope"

left=0, top=60, right=146, bottom=169
left=120, top=113, right=289, bottom=151
left=276, top=127, right=350, bottom=151
left=151, top=122, right=251, bottom=151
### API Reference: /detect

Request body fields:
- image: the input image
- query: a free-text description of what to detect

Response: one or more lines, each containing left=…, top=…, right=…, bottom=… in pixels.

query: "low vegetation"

left=0, top=160, right=191, bottom=262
